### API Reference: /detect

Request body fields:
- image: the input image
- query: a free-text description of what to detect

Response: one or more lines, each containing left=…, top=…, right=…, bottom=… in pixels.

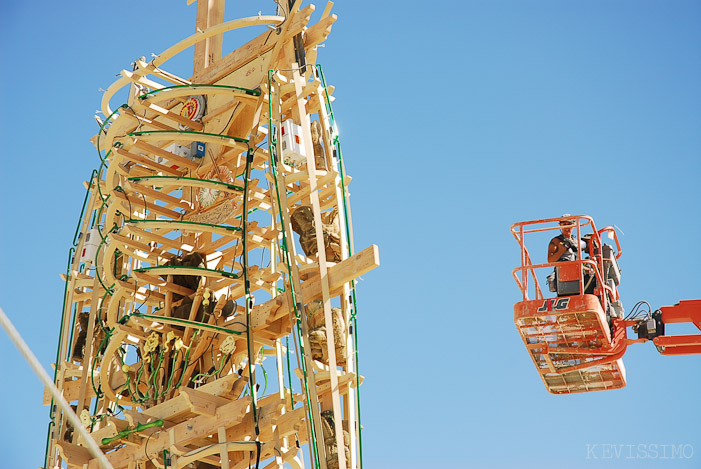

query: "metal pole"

left=0, top=306, right=114, bottom=469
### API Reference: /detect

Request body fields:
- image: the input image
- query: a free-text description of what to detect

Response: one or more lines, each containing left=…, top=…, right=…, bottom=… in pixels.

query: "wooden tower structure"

left=44, top=2, right=378, bottom=468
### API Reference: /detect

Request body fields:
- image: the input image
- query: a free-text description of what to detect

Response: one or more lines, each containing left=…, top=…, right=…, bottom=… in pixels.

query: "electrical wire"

left=625, top=301, right=652, bottom=320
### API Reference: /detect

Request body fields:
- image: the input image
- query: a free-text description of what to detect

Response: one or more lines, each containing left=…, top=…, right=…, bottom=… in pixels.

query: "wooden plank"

left=75, top=276, right=105, bottom=434
left=91, top=396, right=257, bottom=468
left=130, top=271, right=196, bottom=297
left=136, top=374, right=242, bottom=423
left=114, top=278, right=166, bottom=304
left=290, top=66, right=346, bottom=469
left=194, top=0, right=211, bottom=73
left=134, top=101, right=204, bottom=131
left=123, top=225, right=185, bottom=251
left=132, top=140, right=201, bottom=170
left=57, top=441, right=92, bottom=468
left=43, top=378, right=97, bottom=405
left=179, top=387, right=231, bottom=417
left=192, top=5, right=316, bottom=84
left=264, top=60, right=330, bottom=469
left=114, top=148, right=185, bottom=177
left=123, top=107, right=179, bottom=132
left=111, top=188, right=181, bottom=219
left=110, top=233, right=176, bottom=262
left=314, top=77, right=359, bottom=468
left=249, top=245, right=379, bottom=333
left=304, top=14, right=337, bottom=50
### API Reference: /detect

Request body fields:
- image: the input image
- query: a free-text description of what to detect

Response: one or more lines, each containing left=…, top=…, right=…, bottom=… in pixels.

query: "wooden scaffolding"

left=44, top=2, right=378, bottom=468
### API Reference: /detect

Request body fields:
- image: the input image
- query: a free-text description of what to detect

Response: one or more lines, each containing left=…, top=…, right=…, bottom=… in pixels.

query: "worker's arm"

left=548, top=238, right=566, bottom=263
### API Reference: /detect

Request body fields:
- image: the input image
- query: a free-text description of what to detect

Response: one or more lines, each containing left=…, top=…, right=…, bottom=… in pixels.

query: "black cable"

left=625, top=300, right=652, bottom=320
left=217, top=102, right=240, bottom=136
left=260, top=246, right=267, bottom=268
left=185, top=334, right=216, bottom=377
left=144, top=429, right=159, bottom=467
left=217, top=354, right=233, bottom=378
left=274, top=0, right=288, bottom=19
left=229, top=140, right=264, bottom=274
left=116, top=187, right=133, bottom=224
left=131, top=192, right=155, bottom=314
left=132, top=275, right=152, bottom=314
left=255, top=440, right=262, bottom=469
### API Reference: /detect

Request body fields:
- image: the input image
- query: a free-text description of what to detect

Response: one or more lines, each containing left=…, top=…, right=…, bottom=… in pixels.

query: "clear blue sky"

left=1, top=1, right=700, bottom=468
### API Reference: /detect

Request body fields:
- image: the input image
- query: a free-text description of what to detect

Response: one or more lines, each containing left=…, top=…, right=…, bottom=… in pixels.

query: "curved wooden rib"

left=101, top=16, right=284, bottom=116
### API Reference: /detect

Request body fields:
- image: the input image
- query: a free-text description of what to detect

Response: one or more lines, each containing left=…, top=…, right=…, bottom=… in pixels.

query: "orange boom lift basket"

left=511, top=215, right=630, bottom=394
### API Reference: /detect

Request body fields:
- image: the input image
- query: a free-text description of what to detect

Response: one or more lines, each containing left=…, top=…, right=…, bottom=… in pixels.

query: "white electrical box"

left=79, top=228, right=102, bottom=264
left=157, top=142, right=206, bottom=169
left=280, top=120, right=306, bottom=167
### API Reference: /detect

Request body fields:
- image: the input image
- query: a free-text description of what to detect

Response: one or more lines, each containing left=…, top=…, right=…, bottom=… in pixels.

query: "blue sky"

left=1, top=1, right=700, bottom=468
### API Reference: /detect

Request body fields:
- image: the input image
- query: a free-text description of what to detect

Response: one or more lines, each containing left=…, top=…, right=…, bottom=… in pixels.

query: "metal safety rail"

left=510, top=215, right=629, bottom=394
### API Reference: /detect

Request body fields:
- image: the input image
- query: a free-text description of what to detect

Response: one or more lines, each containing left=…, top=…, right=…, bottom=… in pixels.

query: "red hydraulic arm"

left=650, top=300, right=701, bottom=356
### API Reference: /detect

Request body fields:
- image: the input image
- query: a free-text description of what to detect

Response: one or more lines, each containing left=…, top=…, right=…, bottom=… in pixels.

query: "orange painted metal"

left=655, top=300, right=701, bottom=355
left=514, top=295, right=628, bottom=394
left=511, top=215, right=628, bottom=394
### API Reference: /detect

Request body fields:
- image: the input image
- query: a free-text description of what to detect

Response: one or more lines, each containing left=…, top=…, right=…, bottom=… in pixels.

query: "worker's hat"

left=559, top=214, right=576, bottom=226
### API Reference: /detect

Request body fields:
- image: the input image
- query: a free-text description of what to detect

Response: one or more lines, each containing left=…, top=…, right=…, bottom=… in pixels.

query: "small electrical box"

left=192, top=141, right=205, bottom=159
left=158, top=141, right=206, bottom=169
left=79, top=228, right=102, bottom=264
left=280, top=120, right=306, bottom=167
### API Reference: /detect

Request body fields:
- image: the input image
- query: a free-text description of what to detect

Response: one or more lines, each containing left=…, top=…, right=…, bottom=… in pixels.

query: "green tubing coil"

left=128, top=129, right=249, bottom=144
left=132, top=358, right=150, bottom=404
left=294, top=313, right=320, bottom=468
left=127, top=175, right=244, bottom=192
left=192, top=354, right=228, bottom=384
left=125, top=218, right=242, bottom=233
left=285, top=335, right=295, bottom=408
left=101, top=419, right=164, bottom=445
left=133, top=265, right=240, bottom=280
left=120, top=313, right=243, bottom=336
left=94, top=224, right=118, bottom=295
left=174, top=333, right=194, bottom=389
left=137, top=83, right=261, bottom=100
left=149, top=349, right=166, bottom=399
left=93, top=160, right=112, bottom=238
left=159, top=352, right=180, bottom=398
left=91, top=329, right=115, bottom=399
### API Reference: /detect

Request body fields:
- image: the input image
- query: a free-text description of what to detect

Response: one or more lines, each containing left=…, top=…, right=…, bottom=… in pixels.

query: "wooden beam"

left=179, top=387, right=231, bottom=417
left=57, top=441, right=92, bottom=468
left=192, top=5, right=316, bottom=84
left=194, top=0, right=226, bottom=74
left=247, top=244, right=380, bottom=335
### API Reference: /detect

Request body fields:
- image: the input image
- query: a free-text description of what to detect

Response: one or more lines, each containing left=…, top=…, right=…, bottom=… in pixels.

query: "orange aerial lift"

left=511, top=215, right=701, bottom=394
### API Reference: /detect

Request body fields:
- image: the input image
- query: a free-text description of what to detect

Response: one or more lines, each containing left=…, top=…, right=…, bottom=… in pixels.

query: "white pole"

left=0, top=306, right=114, bottom=469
